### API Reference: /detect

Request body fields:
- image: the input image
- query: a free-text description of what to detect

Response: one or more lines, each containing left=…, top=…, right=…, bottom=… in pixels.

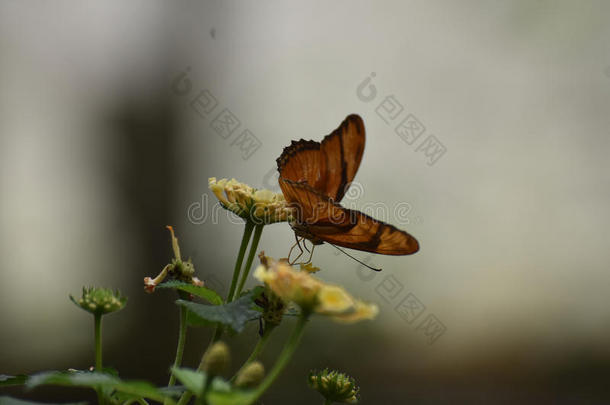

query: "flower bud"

left=201, top=341, right=230, bottom=376
left=70, top=287, right=127, bottom=315
left=143, top=226, right=202, bottom=293
left=308, top=369, right=360, bottom=404
left=234, top=361, right=265, bottom=388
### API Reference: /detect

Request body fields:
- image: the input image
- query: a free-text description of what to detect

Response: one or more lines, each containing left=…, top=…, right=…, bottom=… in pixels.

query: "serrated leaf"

left=157, top=281, right=223, bottom=305
left=0, top=396, right=87, bottom=405
left=0, top=375, right=28, bottom=386
left=170, top=368, right=205, bottom=397
left=177, top=293, right=261, bottom=333
left=25, top=371, right=173, bottom=404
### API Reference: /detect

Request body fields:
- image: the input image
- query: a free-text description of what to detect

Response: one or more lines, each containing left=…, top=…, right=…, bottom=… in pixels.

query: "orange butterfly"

left=277, top=114, right=419, bottom=264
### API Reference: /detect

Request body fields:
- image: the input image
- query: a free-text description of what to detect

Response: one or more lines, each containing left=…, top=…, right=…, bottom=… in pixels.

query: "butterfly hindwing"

left=276, top=114, right=365, bottom=202
left=280, top=178, right=419, bottom=255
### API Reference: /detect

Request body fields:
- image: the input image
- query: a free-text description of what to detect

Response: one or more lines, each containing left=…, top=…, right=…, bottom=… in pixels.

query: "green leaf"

left=206, top=389, right=256, bottom=405
left=25, top=371, right=173, bottom=404
left=170, top=368, right=205, bottom=397
left=26, top=371, right=118, bottom=389
left=112, top=380, right=174, bottom=402
left=0, top=396, right=87, bottom=405
left=177, top=293, right=261, bottom=333
left=0, top=375, right=28, bottom=386
left=157, top=281, right=223, bottom=305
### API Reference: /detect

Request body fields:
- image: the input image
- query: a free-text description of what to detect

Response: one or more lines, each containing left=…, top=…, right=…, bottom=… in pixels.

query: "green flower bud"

left=308, top=369, right=360, bottom=404
left=234, top=361, right=265, bottom=388
left=201, top=341, right=230, bottom=376
left=70, top=287, right=127, bottom=316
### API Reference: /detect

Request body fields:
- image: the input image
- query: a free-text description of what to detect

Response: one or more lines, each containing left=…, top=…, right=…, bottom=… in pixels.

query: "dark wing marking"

left=279, top=178, right=419, bottom=255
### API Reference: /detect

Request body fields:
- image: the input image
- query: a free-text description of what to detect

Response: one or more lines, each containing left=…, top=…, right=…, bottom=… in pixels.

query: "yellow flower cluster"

left=208, top=178, right=288, bottom=224
left=254, top=256, right=378, bottom=323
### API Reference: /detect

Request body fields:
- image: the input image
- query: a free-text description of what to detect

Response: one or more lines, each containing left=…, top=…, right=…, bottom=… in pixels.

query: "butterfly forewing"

left=277, top=114, right=365, bottom=202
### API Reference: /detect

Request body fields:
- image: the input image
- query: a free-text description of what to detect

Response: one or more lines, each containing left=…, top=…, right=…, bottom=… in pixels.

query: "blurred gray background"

left=2, top=1, right=610, bottom=403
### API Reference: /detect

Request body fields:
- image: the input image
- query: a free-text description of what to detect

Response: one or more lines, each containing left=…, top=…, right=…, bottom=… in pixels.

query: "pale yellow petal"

left=316, top=285, right=355, bottom=314
left=331, top=301, right=379, bottom=323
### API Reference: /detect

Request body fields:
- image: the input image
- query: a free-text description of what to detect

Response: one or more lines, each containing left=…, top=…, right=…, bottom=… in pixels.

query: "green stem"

left=198, top=375, right=213, bottom=405
left=94, top=313, right=103, bottom=370
left=227, top=221, right=255, bottom=303
left=177, top=222, right=255, bottom=405
left=176, top=391, right=191, bottom=405
left=168, top=305, right=188, bottom=387
left=231, top=323, right=276, bottom=382
left=247, top=314, right=309, bottom=405
left=177, top=221, right=262, bottom=405
left=94, top=313, right=104, bottom=405
left=207, top=326, right=224, bottom=347
left=235, top=224, right=264, bottom=298
left=324, top=399, right=333, bottom=405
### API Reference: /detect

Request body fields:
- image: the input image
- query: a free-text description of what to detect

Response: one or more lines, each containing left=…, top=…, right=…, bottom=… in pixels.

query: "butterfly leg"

left=292, top=239, right=315, bottom=265
left=287, top=242, right=298, bottom=263
left=303, top=242, right=316, bottom=264
left=292, top=240, right=305, bottom=264
left=288, top=234, right=304, bottom=264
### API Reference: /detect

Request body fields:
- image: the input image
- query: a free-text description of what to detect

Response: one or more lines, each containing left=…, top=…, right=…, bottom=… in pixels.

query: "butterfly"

left=276, top=114, right=419, bottom=263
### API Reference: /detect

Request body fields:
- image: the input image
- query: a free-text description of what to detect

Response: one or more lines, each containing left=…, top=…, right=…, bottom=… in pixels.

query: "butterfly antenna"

left=330, top=244, right=382, bottom=272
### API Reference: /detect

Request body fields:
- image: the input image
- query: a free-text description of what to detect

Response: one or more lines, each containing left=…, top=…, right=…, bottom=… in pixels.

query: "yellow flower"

left=254, top=256, right=378, bottom=323
left=209, top=177, right=288, bottom=224
left=254, top=259, right=321, bottom=310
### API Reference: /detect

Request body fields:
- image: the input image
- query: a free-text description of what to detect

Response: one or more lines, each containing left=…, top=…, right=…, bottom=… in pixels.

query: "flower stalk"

left=247, top=313, right=310, bottom=404
left=231, top=323, right=276, bottom=382
left=168, top=305, right=188, bottom=387
left=227, top=221, right=255, bottom=303
left=94, top=312, right=103, bottom=370
left=235, top=224, right=265, bottom=298
left=94, top=313, right=104, bottom=405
